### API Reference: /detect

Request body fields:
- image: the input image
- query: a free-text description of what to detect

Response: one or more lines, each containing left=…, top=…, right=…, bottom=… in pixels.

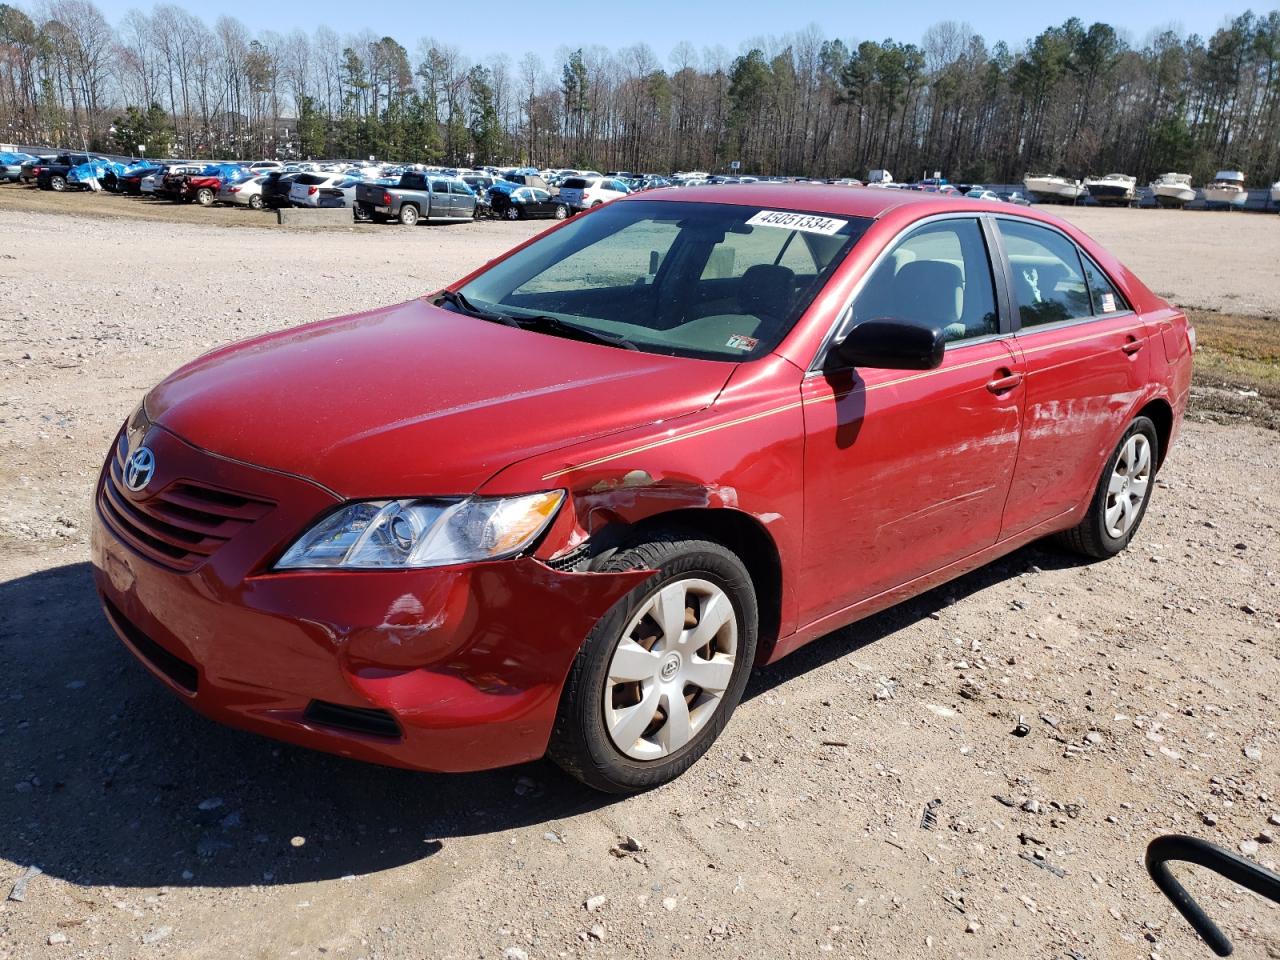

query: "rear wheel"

left=248, top=194, right=263, bottom=210
left=398, top=204, right=419, bottom=226
left=504, top=205, right=521, bottom=220
left=553, top=204, right=568, bottom=220
left=50, top=175, right=66, bottom=192
left=590, top=200, right=603, bottom=208
left=548, top=530, right=757, bottom=794
left=1057, top=416, right=1158, bottom=559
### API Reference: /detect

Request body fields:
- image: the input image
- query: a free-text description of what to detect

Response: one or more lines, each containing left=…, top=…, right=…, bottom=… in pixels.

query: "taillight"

left=228, top=187, right=240, bottom=193
left=308, top=186, right=318, bottom=195
left=382, top=192, right=392, bottom=205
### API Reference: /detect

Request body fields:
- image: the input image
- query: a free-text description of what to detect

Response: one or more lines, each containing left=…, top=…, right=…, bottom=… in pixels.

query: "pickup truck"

left=355, top=173, right=477, bottom=225
left=36, top=153, right=109, bottom=191
left=160, top=165, right=221, bottom=204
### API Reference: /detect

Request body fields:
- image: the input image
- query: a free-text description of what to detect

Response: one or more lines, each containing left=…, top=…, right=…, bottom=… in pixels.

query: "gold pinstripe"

left=539, top=324, right=1142, bottom=481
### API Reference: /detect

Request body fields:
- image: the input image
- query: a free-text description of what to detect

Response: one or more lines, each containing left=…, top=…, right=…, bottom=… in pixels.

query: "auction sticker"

left=746, top=210, right=848, bottom=236
left=726, top=334, right=759, bottom=351
left=1100, top=292, right=1117, bottom=313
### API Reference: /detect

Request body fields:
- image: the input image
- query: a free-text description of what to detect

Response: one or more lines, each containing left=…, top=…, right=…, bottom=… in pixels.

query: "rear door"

left=798, top=215, right=1024, bottom=623
left=429, top=179, right=450, bottom=217
left=993, top=216, right=1154, bottom=537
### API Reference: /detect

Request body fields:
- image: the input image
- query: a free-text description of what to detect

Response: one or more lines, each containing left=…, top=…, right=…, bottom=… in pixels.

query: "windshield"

left=456, top=199, right=870, bottom=360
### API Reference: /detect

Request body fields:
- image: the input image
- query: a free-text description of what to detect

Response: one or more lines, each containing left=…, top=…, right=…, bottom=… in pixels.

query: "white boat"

left=1149, top=173, right=1196, bottom=208
left=1084, top=173, right=1137, bottom=206
left=1023, top=174, right=1086, bottom=204
left=1202, top=170, right=1247, bottom=209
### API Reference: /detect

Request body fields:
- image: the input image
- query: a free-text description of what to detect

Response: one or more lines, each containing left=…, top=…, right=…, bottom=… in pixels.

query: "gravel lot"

left=0, top=195, right=1277, bottom=959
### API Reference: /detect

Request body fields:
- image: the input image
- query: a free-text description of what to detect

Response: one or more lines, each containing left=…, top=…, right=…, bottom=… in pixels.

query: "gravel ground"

left=0, top=200, right=1277, bottom=959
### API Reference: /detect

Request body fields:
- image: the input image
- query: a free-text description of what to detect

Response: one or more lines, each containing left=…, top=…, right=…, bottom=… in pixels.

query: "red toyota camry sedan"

left=91, top=185, right=1194, bottom=792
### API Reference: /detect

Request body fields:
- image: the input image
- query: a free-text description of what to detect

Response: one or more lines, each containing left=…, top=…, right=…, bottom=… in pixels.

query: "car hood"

left=146, top=298, right=734, bottom=498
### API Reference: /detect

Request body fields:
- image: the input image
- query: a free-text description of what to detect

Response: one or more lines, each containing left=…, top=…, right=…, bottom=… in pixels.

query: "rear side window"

left=450, top=181, right=471, bottom=195
left=1081, top=255, right=1128, bottom=314
left=295, top=174, right=327, bottom=185
left=432, top=180, right=449, bottom=193
left=998, top=219, right=1091, bottom=327
left=562, top=177, right=587, bottom=189
left=852, top=218, right=997, bottom=342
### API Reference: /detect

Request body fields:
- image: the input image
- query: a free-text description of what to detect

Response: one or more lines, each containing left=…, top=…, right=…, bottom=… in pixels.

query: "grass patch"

left=1184, top=308, right=1280, bottom=429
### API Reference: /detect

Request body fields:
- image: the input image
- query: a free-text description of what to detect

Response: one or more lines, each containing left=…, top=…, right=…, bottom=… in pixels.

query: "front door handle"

left=986, top=370, right=1023, bottom=394
left=1122, top=336, right=1144, bottom=355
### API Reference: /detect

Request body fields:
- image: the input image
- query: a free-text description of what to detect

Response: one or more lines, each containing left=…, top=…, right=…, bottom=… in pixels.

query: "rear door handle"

left=1122, top=337, right=1144, bottom=355
left=986, top=370, right=1023, bottom=394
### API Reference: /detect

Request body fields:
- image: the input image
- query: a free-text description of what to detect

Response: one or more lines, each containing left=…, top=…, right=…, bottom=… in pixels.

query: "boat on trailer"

left=1083, top=173, right=1137, bottom=206
left=1149, top=173, right=1196, bottom=208
left=1023, top=174, right=1086, bottom=204
left=1202, top=170, right=1247, bottom=209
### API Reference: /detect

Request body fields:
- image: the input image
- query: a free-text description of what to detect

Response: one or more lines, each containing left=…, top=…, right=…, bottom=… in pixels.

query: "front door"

left=798, top=216, right=1024, bottom=625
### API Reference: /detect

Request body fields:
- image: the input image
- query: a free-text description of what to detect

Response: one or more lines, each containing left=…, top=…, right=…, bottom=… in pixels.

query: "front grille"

left=97, top=433, right=274, bottom=572
left=101, top=595, right=199, bottom=693
left=304, top=700, right=402, bottom=740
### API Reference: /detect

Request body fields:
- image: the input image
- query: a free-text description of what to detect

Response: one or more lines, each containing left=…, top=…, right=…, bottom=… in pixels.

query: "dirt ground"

left=0, top=187, right=1277, bottom=960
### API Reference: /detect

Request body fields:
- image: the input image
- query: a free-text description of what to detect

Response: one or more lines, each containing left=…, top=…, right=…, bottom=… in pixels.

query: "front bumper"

left=91, top=425, right=651, bottom=772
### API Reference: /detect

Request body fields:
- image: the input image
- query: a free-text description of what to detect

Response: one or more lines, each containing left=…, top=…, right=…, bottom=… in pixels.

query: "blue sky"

left=92, top=0, right=1245, bottom=65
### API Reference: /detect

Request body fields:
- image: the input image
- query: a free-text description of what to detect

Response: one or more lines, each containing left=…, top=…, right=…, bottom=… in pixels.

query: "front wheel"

left=548, top=531, right=757, bottom=794
left=1057, top=416, right=1159, bottom=559
left=195, top=187, right=214, bottom=206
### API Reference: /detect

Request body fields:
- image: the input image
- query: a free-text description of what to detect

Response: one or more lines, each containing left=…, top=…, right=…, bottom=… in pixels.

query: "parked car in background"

left=249, top=160, right=283, bottom=172
left=140, top=167, right=169, bottom=196
left=161, top=166, right=223, bottom=205
left=556, top=175, right=629, bottom=211
left=490, top=186, right=569, bottom=220
left=260, top=171, right=300, bottom=209
left=0, top=151, right=32, bottom=183
left=91, top=184, right=1192, bottom=795
left=315, top=178, right=361, bottom=210
left=998, top=190, right=1033, bottom=206
left=964, top=188, right=1003, bottom=202
left=354, top=173, right=477, bottom=225
left=217, top=175, right=268, bottom=209
left=289, top=172, right=347, bottom=207
left=37, top=153, right=107, bottom=191
left=116, top=164, right=166, bottom=195
left=19, top=154, right=56, bottom=183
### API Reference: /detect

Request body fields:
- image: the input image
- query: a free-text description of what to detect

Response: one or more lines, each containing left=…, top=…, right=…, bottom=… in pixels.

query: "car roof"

left=631, top=182, right=985, bottom=219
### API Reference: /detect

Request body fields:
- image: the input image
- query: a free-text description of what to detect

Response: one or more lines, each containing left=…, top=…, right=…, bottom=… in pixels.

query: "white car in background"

left=248, top=160, right=283, bottom=172
left=556, top=175, right=629, bottom=211
left=217, top=175, right=268, bottom=209
left=289, top=172, right=345, bottom=207
left=140, top=169, right=168, bottom=195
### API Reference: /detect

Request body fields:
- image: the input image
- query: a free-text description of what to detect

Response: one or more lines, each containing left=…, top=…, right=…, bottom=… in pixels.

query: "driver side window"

left=851, top=219, right=998, bottom=343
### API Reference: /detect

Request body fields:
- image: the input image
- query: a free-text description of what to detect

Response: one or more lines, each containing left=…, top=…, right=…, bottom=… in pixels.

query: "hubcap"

left=604, top=578, right=737, bottom=761
left=1105, top=433, right=1151, bottom=538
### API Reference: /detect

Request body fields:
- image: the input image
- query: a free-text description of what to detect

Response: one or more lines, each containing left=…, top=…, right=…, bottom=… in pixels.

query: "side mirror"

left=829, top=319, right=945, bottom=371
left=1146, top=834, right=1280, bottom=957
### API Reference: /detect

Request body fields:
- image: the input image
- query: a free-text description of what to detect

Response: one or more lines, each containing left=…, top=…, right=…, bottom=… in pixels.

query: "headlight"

left=275, top=491, right=565, bottom=570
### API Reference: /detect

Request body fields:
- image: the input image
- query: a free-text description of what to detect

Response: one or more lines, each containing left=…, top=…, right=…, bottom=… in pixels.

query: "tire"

left=553, top=204, right=568, bottom=220
left=195, top=187, right=214, bottom=206
left=248, top=194, right=263, bottom=210
left=1056, top=416, right=1159, bottom=560
left=504, top=205, right=521, bottom=220
left=548, top=530, right=758, bottom=794
left=590, top=200, right=603, bottom=208
left=50, top=175, right=66, bottom=192
left=398, top=204, right=419, bottom=226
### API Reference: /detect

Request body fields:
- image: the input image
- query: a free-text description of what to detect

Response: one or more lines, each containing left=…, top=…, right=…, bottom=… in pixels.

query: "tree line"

left=2, top=3, right=1279, bottom=185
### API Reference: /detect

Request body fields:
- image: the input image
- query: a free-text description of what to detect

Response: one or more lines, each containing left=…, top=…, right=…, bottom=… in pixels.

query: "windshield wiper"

left=508, top=313, right=639, bottom=350
left=435, top=289, right=521, bottom=327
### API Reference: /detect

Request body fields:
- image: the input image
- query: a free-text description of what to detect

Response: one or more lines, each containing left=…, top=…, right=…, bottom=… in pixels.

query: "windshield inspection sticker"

left=745, top=210, right=848, bottom=236
left=726, top=334, right=759, bottom=351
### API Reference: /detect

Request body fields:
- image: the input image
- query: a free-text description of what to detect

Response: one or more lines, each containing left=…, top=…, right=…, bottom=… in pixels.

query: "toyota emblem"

left=123, top=446, right=156, bottom=492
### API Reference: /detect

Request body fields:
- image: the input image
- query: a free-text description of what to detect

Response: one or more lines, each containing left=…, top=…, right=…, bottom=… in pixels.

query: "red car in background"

left=90, top=185, right=1193, bottom=792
